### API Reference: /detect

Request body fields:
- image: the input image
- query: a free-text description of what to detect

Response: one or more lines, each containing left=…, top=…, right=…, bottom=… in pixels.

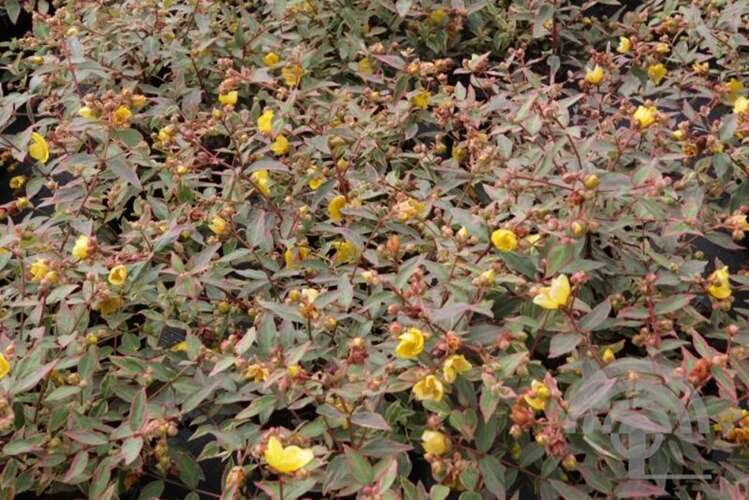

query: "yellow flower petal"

left=270, top=135, right=289, bottom=155
left=264, top=436, right=314, bottom=474
left=0, top=353, right=10, bottom=380
left=72, top=235, right=89, bottom=260
left=395, top=328, right=425, bottom=359
left=28, top=132, right=49, bottom=164
left=328, top=195, right=347, bottom=222
left=422, top=430, right=451, bottom=456
left=412, top=375, right=444, bottom=402
left=257, top=109, right=274, bottom=135
left=585, top=65, right=604, bottom=85
left=108, top=265, right=128, bottom=286
left=491, top=229, right=518, bottom=252
left=219, top=91, right=238, bottom=106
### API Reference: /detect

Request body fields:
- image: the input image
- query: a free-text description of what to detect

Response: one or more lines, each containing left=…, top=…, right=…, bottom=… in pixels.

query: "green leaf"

left=579, top=299, right=611, bottom=331
left=345, top=447, right=374, bottom=485
left=479, top=456, right=505, bottom=497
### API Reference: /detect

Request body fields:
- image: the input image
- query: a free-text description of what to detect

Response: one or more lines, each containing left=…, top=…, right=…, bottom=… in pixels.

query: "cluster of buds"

left=714, top=408, right=749, bottom=444
left=724, top=208, right=749, bottom=241
left=0, top=396, right=14, bottom=432
left=534, top=425, right=576, bottom=470
left=347, top=337, right=368, bottom=365
left=402, top=266, right=427, bottom=300
left=143, top=418, right=178, bottom=473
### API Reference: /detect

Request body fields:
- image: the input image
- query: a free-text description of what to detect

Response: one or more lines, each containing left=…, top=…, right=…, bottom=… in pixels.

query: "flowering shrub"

left=3, top=0, right=749, bottom=498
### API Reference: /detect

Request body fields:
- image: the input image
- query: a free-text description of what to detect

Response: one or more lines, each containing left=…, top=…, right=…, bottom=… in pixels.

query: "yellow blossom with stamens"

left=111, top=106, right=132, bottom=128
left=491, top=229, right=518, bottom=252
left=422, top=431, right=450, bottom=456
left=209, top=215, right=229, bottom=235
left=411, top=90, right=431, bottom=109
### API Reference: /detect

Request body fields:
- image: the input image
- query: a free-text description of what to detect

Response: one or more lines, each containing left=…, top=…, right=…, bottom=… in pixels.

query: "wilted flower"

left=96, top=295, right=122, bottom=315
left=9, top=176, right=26, bottom=190
left=244, top=364, right=269, bottom=382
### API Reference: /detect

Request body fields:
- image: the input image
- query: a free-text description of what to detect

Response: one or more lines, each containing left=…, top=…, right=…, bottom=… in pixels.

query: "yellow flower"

left=734, top=96, right=749, bottom=115
left=617, top=36, right=631, bottom=54
left=647, top=63, right=667, bottom=85
left=108, top=265, right=128, bottom=286
left=725, top=78, right=744, bottom=104
left=131, top=94, right=147, bottom=109
left=633, top=105, right=658, bottom=129
left=428, top=8, right=447, bottom=25
left=533, top=274, right=571, bottom=310
left=158, top=125, right=174, bottom=143
left=219, top=91, right=238, bottom=106
left=328, top=195, right=347, bottom=222
left=78, top=106, right=96, bottom=118
left=584, top=65, right=604, bottom=85
left=250, top=169, right=271, bottom=196
left=707, top=266, right=731, bottom=300
left=491, top=229, right=518, bottom=252
left=270, top=135, right=289, bottom=155
left=655, top=42, right=670, bottom=54
left=9, top=175, right=26, bottom=190
left=287, top=364, right=302, bottom=379
left=257, top=109, right=274, bottom=135
left=281, top=64, right=304, bottom=87
left=602, top=348, right=615, bottom=364
left=394, top=198, right=427, bottom=221
left=727, top=214, right=749, bottom=231
left=96, top=295, right=122, bottom=315
left=358, top=58, right=374, bottom=75
left=442, top=354, right=472, bottom=383
left=245, top=363, right=269, bottom=382
left=72, top=235, right=89, bottom=260
left=111, top=106, right=132, bottom=128
left=284, top=245, right=309, bottom=268
left=264, top=436, right=314, bottom=474
left=30, top=259, right=55, bottom=283
left=395, top=328, right=425, bottom=359
left=263, top=52, right=280, bottom=66
left=0, top=353, right=10, bottom=380
left=422, top=430, right=450, bottom=456
left=28, top=132, right=49, bottom=164
left=209, top=215, right=229, bottom=235
left=412, top=375, right=444, bottom=402
left=692, top=62, right=709, bottom=75
left=332, top=240, right=358, bottom=264
left=308, top=174, right=325, bottom=190
left=411, top=90, right=431, bottom=109
left=170, top=341, right=188, bottom=352
left=300, top=288, right=319, bottom=304
left=523, top=380, right=551, bottom=412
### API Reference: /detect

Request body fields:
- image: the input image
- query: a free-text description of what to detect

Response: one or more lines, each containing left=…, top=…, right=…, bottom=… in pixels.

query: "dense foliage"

left=2, top=0, right=749, bottom=498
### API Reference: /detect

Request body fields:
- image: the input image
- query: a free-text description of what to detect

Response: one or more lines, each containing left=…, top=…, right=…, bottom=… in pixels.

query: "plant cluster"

left=2, top=0, right=749, bottom=499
